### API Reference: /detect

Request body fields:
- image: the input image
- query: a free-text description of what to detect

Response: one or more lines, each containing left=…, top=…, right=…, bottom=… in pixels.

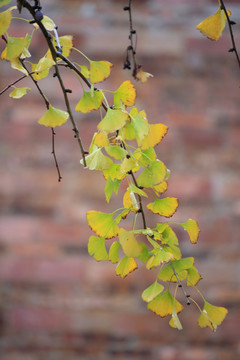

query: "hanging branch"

left=220, top=0, right=240, bottom=70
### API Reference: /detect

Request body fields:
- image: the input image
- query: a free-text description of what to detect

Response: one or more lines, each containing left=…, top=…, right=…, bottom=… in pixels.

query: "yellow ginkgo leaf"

left=135, top=66, right=153, bottom=83
left=0, top=6, right=16, bottom=36
left=75, top=90, right=104, bottom=113
left=41, top=15, right=56, bottom=31
left=38, top=105, right=69, bottom=127
left=9, top=87, right=30, bottom=99
left=1, top=35, right=28, bottom=61
left=119, top=229, right=142, bottom=258
left=86, top=210, right=119, bottom=239
left=196, top=6, right=231, bottom=41
left=147, top=197, right=179, bottom=218
left=147, top=290, right=183, bottom=317
left=115, top=256, right=138, bottom=278
left=114, top=80, right=136, bottom=107
left=141, top=123, right=168, bottom=150
left=89, top=60, right=113, bottom=84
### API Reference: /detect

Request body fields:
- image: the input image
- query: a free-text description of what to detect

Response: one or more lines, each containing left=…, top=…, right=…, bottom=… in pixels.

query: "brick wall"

left=0, top=1, right=240, bottom=359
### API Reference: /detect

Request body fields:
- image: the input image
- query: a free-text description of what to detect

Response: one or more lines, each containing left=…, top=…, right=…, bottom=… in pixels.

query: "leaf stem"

left=169, top=261, right=191, bottom=305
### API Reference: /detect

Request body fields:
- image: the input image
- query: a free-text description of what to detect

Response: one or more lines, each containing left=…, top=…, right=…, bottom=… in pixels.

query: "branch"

left=0, top=74, right=28, bottom=95
left=51, top=128, right=62, bottom=182
left=169, top=262, right=191, bottom=305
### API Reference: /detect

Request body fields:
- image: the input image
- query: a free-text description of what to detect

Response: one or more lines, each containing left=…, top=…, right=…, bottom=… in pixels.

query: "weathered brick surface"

left=0, top=1, right=240, bottom=359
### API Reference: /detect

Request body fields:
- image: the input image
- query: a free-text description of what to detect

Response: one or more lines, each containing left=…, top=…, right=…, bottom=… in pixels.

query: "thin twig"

left=220, top=0, right=240, bottom=69
left=51, top=128, right=62, bottom=182
left=0, top=74, right=28, bottom=95
left=169, top=262, right=191, bottom=305
left=130, top=171, right=147, bottom=229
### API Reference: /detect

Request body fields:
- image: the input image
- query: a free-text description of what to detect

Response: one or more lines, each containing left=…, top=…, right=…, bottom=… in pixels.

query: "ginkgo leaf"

left=105, top=145, right=128, bottom=160
left=9, top=86, right=30, bottom=99
left=86, top=210, right=119, bottom=239
left=115, top=256, right=138, bottom=278
left=186, top=266, right=202, bottom=286
left=98, top=108, right=128, bottom=133
left=38, top=105, right=69, bottom=127
left=135, top=66, right=153, bottom=83
left=123, top=190, right=137, bottom=211
left=147, top=290, right=183, bottom=317
left=0, top=6, right=16, bottom=36
left=104, top=177, right=120, bottom=203
left=128, top=183, right=148, bottom=198
left=103, top=164, right=126, bottom=181
left=158, top=258, right=194, bottom=282
left=157, top=223, right=179, bottom=246
left=109, top=241, right=121, bottom=264
left=131, top=110, right=149, bottom=145
left=178, top=219, right=200, bottom=244
left=78, top=64, right=90, bottom=79
left=9, top=58, right=28, bottom=75
left=89, top=60, right=113, bottom=83
left=114, top=80, right=136, bottom=107
left=1, top=35, right=28, bottom=60
left=41, top=15, right=56, bottom=31
left=141, top=123, right=168, bottom=150
left=146, top=249, right=173, bottom=270
left=88, top=236, right=108, bottom=261
left=20, top=33, right=32, bottom=59
left=142, top=281, right=164, bottom=302
left=34, top=56, right=55, bottom=73
left=169, top=310, right=183, bottom=330
left=198, top=301, right=228, bottom=331
left=153, top=181, right=168, bottom=195
left=119, top=229, right=142, bottom=258
left=137, top=160, right=167, bottom=188
left=147, top=197, right=179, bottom=218
left=133, top=148, right=156, bottom=167
left=81, top=147, right=113, bottom=171
left=119, top=118, right=136, bottom=140
left=75, top=90, right=104, bottom=113
left=196, top=6, right=231, bottom=41
left=91, top=131, right=109, bottom=149
left=46, top=35, right=73, bottom=58
left=120, top=156, right=139, bottom=174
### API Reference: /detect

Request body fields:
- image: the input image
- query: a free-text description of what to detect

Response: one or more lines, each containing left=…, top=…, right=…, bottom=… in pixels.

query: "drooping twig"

left=170, top=262, right=191, bottom=305
left=220, top=0, right=240, bottom=70
left=51, top=128, right=62, bottom=182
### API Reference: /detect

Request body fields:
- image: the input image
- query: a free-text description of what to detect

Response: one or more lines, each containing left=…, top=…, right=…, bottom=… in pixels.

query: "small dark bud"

left=230, top=20, right=236, bottom=25
left=137, top=209, right=142, bottom=213
left=53, top=73, right=57, bottom=77
left=127, top=170, right=132, bottom=175
left=123, top=6, right=130, bottom=11
left=127, top=45, right=133, bottom=51
left=126, top=154, right=131, bottom=159
left=187, top=300, right=191, bottom=305
left=84, top=151, right=89, bottom=155
left=65, top=89, right=72, bottom=93
left=131, top=30, right=136, bottom=34
left=35, top=10, right=44, bottom=22
left=228, top=48, right=235, bottom=52
left=138, top=186, right=144, bottom=189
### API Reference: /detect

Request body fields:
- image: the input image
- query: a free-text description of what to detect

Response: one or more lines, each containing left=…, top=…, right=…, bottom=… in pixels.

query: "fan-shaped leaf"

left=86, top=210, right=119, bottom=239
left=104, top=177, right=120, bottom=203
left=158, top=258, right=194, bottom=282
left=109, top=241, right=120, bottom=264
left=198, top=301, right=228, bottom=331
left=178, top=219, right=200, bottom=244
left=75, top=90, right=104, bottom=113
left=187, top=265, right=202, bottom=286
left=147, top=197, right=178, bottom=218
left=114, top=80, right=136, bottom=107
left=38, top=105, right=69, bottom=127
left=88, top=236, right=108, bottom=261
left=81, top=148, right=113, bottom=171
left=142, top=281, right=164, bottom=302
left=9, top=86, right=30, bottom=99
left=115, top=256, right=138, bottom=278
left=98, top=108, right=128, bottom=133
left=1, top=35, right=28, bottom=60
left=89, top=60, right=112, bottom=83
left=0, top=6, right=15, bottom=36
left=147, top=290, right=183, bottom=317
left=137, top=160, right=167, bottom=188
left=146, top=249, right=173, bottom=270
left=105, top=145, right=128, bottom=160
left=141, top=123, right=168, bottom=150
left=119, top=229, right=142, bottom=258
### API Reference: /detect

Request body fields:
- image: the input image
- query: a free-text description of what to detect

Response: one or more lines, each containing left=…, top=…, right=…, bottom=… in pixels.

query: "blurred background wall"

left=0, top=0, right=240, bottom=359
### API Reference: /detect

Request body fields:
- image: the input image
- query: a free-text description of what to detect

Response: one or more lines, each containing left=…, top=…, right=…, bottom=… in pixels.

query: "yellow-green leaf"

left=169, top=310, right=183, bottom=330
left=114, top=80, right=136, bottom=107
left=9, top=58, right=27, bottom=75
left=131, top=110, right=149, bottom=146
left=9, top=86, right=30, bottom=99
left=198, top=301, right=228, bottom=331
left=115, top=256, right=137, bottom=278
left=178, top=219, right=200, bottom=244
left=120, top=156, right=139, bottom=174
left=81, top=147, right=113, bottom=171
left=141, top=123, right=168, bottom=150
left=86, top=210, right=119, bottom=239
left=109, top=241, right=120, bottom=264
left=153, top=181, right=168, bottom=195
left=158, top=258, right=194, bottom=282
left=88, top=236, right=108, bottom=261
left=105, top=145, right=128, bottom=160
left=41, top=15, right=56, bottom=31
left=103, top=164, right=126, bottom=181
left=119, top=229, right=142, bottom=258
left=187, top=266, right=202, bottom=286
left=1, top=35, right=28, bottom=60
left=98, top=108, right=128, bottom=133
left=147, top=290, right=183, bottom=317
left=146, top=249, right=173, bottom=270
left=196, top=6, right=231, bottom=41
left=34, top=56, right=55, bottom=73
left=104, top=177, right=120, bottom=203
left=0, top=6, right=15, bottom=36
left=137, top=160, right=167, bottom=188
left=38, top=105, right=69, bottom=128
left=89, top=60, right=113, bottom=83
left=142, top=281, right=164, bottom=303
left=128, top=183, right=147, bottom=198
left=147, top=197, right=178, bottom=218
left=75, top=90, right=104, bottom=113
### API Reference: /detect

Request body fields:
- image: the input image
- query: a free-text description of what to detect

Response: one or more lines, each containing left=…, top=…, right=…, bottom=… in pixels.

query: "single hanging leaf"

left=137, top=160, right=167, bottom=188
left=38, top=105, right=69, bottom=127
left=114, top=80, right=136, bottom=107
left=76, top=90, right=104, bottom=113
left=89, top=60, right=113, bottom=83
left=141, top=123, right=168, bottom=150
left=34, top=56, right=55, bottom=73
left=98, top=108, right=128, bottom=133
left=41, top=15, right=56, bottom=31
left=142, top=281, right=164, bottom=303
left=1, top=35, right=28, bottom=60
left=9, top=86, right=30, bottom=99
left=109, top=241, right=121, bottom=264
left=186, top=266, right=202, bottom=286
left=147, top=197, right=179, bottom=218
left=158, top=258, right=195, bottom=282
left=131, top=110, right=150, bottom=146
left=119, top=229, right=142, bottom=258
left=147, top=290, right=183, bottom=317
left=115, top=256, right=138, bottom=278
left=104, top=177, right=120, bottom=203
left=198, top=301, right=228, bottom=331
left=196, top=6, right=231, bottom=41
left=0, top=6, right=15, bottom=36
left=135, top=66, right=153, bottom=83
left=81, top=147, right=112, bottom=171
left=86, top=210, right=119, bottom=239
left=88, top=236, right=108, bottom=261
left=178, top=219, right=200, bottom=244
left=169, top=310, right=183, bottom=330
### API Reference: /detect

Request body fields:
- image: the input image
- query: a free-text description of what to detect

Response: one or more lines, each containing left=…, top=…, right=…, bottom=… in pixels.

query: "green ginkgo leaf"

left=137, top=160, right=167, bottom=188
left=41, top=15, right=56, bottom=31
left=128, top=183, right=148, bottom=198
left=104, top=177, right=120, bottom=203
left=86, top=210, right=119, bottom=239
left=119, top=229, right=142, bottom=258
left=34, top=56, right=55, bottom=73
left=115, top=256, right=138, bottom=278
left=75, top=90, right=104, bottom=113
left=198, top=301, right=228, bottom=331
left=89, top=60, right=113, bottom=83
left=131, top=110, right=149, bottom=145
left=120, top=156, right=139, bottom=174
left=98, top=108, right=128, bottom=133
left=105, top=145, right=128, bottom=160
left=178, top=219, right=200, bottom=244
left=147, top=290, right=183, bottom=317
left=186, top=265, right=202, bottom=286
left=109, top=241, right=121, bottom=264
left=114, top=80, right=136, bottom=107
left=142, top=281, right=164, bottom=302
left=1, top=35, right=28, bottom=60
left=147, top=197, right=179, bottom=218
left=146, top=249, right=173, bottom=270
left=0, top=6, right=15, bottom=36
left=88, top=236, right=108, bottom=261
left=38, top=105, right=69, bottom=127
left=9, top=86, right=30, bottom=99
left=158, top=258, right=194, bottom=282
left=81, top=147, right=113, bottom=171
